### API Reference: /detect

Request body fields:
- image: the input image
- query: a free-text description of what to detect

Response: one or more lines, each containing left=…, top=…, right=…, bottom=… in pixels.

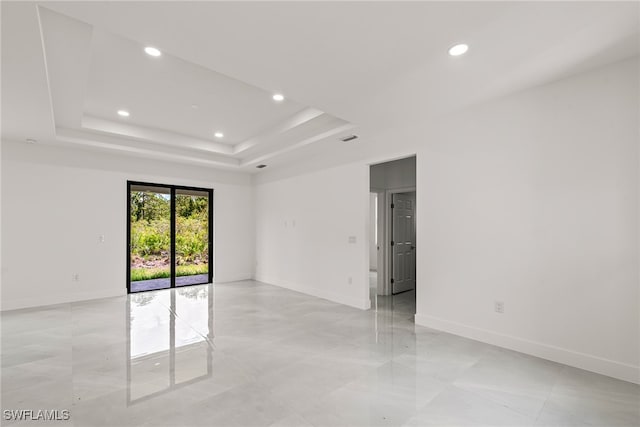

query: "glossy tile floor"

left=2, top=280, right=639, bottom=427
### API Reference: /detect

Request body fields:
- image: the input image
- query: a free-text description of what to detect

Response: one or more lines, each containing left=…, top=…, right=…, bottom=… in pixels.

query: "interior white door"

left=391, top=193, right=416, bottom=294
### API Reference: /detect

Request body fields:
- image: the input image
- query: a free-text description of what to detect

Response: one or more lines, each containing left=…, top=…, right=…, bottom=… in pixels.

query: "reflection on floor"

left=130, top=273, right=209, bottom=292
left=2, top=280, right=638, bottom=426
left=370, top=270, right=416, bottom=317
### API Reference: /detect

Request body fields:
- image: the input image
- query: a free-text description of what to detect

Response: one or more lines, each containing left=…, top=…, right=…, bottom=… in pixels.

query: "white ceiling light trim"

left=233, top=107, right=324, bottom=155
left=80, top=115, right=233, bottom=154
left=214, top=132, right=224, bottom=138
left=241, top=121, right=355, bottom=167
left=117, top=109, right=130, bottom=117
left=448, top=43, right=469, bottom=56
left=144, top=46, right=162, bottom=57
left=272, top=93, right=285, bottom=102
left=57, top=127, right=241, bottom=167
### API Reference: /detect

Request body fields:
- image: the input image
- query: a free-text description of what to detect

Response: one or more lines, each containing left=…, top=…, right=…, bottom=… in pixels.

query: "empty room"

left=1, top=1, right=638, bottom=426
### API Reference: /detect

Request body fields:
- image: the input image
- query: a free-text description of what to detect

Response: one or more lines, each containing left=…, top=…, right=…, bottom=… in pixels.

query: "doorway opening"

left=369, top=156, right=417, bottom=313
left=127, top=181, right=213, bottom=293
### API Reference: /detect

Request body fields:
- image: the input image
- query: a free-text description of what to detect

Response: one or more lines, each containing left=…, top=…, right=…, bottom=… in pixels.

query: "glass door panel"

left=129, top=185, right=172, bottom=292
left=175, top=189, right=210, bottom=287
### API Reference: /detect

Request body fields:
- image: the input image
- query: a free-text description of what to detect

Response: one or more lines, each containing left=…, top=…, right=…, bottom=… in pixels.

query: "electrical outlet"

left=72, top=274, right=80, bottom=282
left=98, top=234, right=105, bottom=243
left=348, top=276, right=353, bottom=284
left=494, top=301, right=504, bottom=314
left=348, top=236, right=357, bottom=244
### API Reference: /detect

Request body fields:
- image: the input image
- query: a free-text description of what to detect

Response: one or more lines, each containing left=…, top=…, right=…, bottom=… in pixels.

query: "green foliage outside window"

left=130, top=191, right=209, bottom=281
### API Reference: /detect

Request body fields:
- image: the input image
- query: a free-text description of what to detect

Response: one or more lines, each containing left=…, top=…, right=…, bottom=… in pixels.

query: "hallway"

left=370, top=270, right=416, bottom=321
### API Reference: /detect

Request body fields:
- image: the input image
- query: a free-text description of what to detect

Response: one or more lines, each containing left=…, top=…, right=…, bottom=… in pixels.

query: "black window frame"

left=127, top=180, right=214, bottom=293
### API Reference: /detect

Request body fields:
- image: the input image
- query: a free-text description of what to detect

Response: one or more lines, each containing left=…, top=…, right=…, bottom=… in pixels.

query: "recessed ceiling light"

left=144, top=46, right=162, bottom=57
left=256, top=164, right=267, bottom=169
left=191, top=104, right=199, bottom=109
left=214, top=132, right=224, bottom=138
left=117, top=110, right=130, bottom=117
left=272, top=93, right=285, bottom=102
left=448, top=43, right=469, bottom=57
left=25, top=138, right=37, bottom=144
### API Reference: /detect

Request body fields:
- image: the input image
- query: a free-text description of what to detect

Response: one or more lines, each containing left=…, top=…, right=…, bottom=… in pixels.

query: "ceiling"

left=2, top=1, right=638, bottom=174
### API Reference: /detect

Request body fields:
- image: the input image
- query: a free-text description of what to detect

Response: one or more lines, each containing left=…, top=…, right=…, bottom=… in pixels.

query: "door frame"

left=126, top=181, right=214, bottom=293
left=370, top=188, right=385, bottom=296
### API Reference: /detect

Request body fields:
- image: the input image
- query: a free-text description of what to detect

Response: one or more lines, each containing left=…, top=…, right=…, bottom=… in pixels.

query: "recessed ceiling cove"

left=35, top=5, right=354, bottom=170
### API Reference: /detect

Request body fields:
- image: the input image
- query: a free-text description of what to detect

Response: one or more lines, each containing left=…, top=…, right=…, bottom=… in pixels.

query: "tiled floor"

left=1, top=280, right=638, bottom=426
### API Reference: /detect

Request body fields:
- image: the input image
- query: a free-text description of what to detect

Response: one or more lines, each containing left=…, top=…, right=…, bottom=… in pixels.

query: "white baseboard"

left=213, top=273, right=253, bottom=283
left=255, top=275, right=371, bottom=310
left=1, top=274, right=255, bottom=311
left=1, top=288, right=126, bottom=311
left=414, top=313, right=639, bottom=385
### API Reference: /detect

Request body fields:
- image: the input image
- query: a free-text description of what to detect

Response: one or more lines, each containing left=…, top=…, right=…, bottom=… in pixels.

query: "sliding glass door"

left=128, top=182, right=213, bottom=293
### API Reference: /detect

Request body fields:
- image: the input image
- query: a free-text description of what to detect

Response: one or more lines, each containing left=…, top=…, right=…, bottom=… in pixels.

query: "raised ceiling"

left=2, top=3, right=353, bottom=171
left=2, top=2, right=638, bottom=173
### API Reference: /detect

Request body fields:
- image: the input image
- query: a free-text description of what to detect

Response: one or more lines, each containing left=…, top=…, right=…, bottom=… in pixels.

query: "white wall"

left=416, top=58, right=639, bottom=383
left=254, top=163, right=370, bottom=309
left=254, top=58, right=639, bottom=383
left=1, top=142, right=254, bottom=310
left=370, top=156, right=416, bottom=191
